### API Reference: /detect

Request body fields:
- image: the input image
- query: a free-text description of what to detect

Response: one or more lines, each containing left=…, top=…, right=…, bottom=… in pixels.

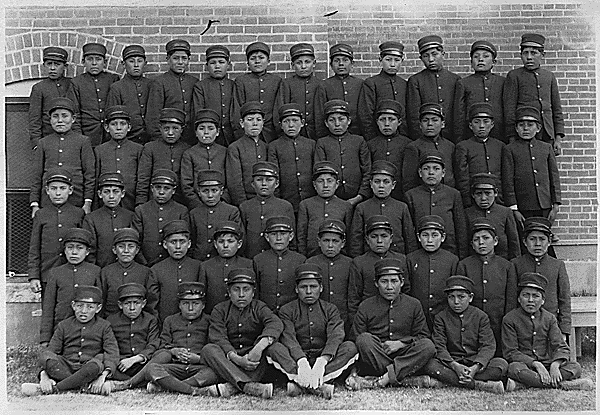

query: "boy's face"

left=214, top=233, right=242, bottom=258
left=265, top=230, right=293, bottom=253
left=160, top=122, right=183, bottom=144
left=313, top=174, right=339, bottom=198
left=113, top=241, right=139, bottom=264
left=252, top=175, right=278, bottom=197
left=195, top=122, right=219, bottom=145
left=118, top=296, right=146, bottom=320
left=471, top=230, right=498, bottom=256
left=50, top=109, right=75, bottom=134
left=420, top=48, right=444, bottom=71
left=376, top=274, right=403, bottom=301
left=45, top=181, right=73, bottom=206
left=325, top=113, right=350, bottom=136
left=524, top=230, right=551, bottom=258
left=330, top=56, right=352, bottom=76
left=281, top=115, right=305, bottom=138
left=419, top=162, right=445, bottom=187
left=71, top=301, right=102, bottom=323
left=198, top=185, right=223, bottom=207
left=296, top=278, right=322, bottom=305
left=377, top=114, right=400, bottom=137
left=419, top=114, right=445, bottom=137
left=179, top=296, right=205, bottom=320
left=471, top=49, right=495, bottom=72
left=472, top=187, right=497, bottom=210
left=43, top=59, right=67, bottom=80
left=240, top=114, right=264, bottom=138
left=516, top=120, right=541, bottom=140
left=447, top=290, right=473, bottom=314
left=163, top=233, right=191, bottom=260
left=83, top=54, right=106, bottom=76
left=228, top=282, right=254, bottom=309
left=518, top=287, right=545, bottom=314
left=371, top=173, right=396, bottom=199
left=151, top=183, right=176, bottom=204
left=366, top=229, right=393, bottom=255
left=206, top=57, right=229, bottom=79
left=292, top=55, right=315, bottom=78
left=167, top=51, right=190, bottom=74
left=248, top=51, right=269, bottom=74
left=469, top=117, right=494, bottom=139
left=418, top=229, right=445, bottom=252
left=318, top=232, right=345, bottom=258
left=105, top=118, right=131, bottom=141
left=520, top=47, right=544, bottom=71
left=124, top=56, right=146, bottom=78
left=380, top=55, right=403, bottom=75
left=64, top=241, right=90, bottom=265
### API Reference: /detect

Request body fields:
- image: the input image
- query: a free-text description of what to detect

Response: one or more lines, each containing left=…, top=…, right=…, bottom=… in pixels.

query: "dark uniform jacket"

left=189, top=201, right=241, bottom=261
left=407, top=68, right=460, bottom=142
left=200, top=255, right=253, bottom=315
left=465, top=203, right=521, bottom=260
left=282, top=74, right=322, bottom=140
left=503, top=67, right=565, bottom=142
left=402, top=136, right=455, bottom=193
left=180, top=142, right=227, bottom=209
left=511, top=253, right=571, bottom=334
left=407, top=248, right=459, bottom=331
left=193, top=76, right=240, bottom=146
left=368, top=132, right=412, bottom=200
left=101, top=261, right=157, bottom=318
left=314, top=74, right=363, bottom=138
left=28, top=76, right=72, bottom=148
left=453, top=72, right=506, bottom=142
left=358, top=71, right=408, bottom=141
left=146, top=71, right=198, bottom=145
left=83, top=206, right=135, bottom=268
left=279, top=298, right=345, bottom=360
left=27, top=203, right=85, bottom=283
left=41, top=262, right=102, bottom=343
left=106, top=74, right=152, bottom=143
left=502, top=138, right=561, bottom=211
left=67, top=71, right=121, bottom=146
left=226, top=134, right=268, bottom=206
left=159, top=312, right=210, bottom=354
left=349, top=196, right=417, bottom=257
left=107, top=310, right=160, bottom=361
left=253, top=248, right=307, bottom=313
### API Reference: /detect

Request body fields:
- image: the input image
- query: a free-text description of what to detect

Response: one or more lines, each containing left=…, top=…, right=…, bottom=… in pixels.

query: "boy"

left=28, top=169, right=86, bottom=297
left=268, top=103, right=316, bottom=213
left=29, top=46, right=72, bottom=149
left=407, top=215, right=459, bottom=331
left=136, top=108, right=191, bottom=206
left=94, top=106, right=143, bottom=211
left=21, top=286, right=119, bottom=396
left=30, top=97, right=95, bottom=214
left=67, top=43, right=120, bottom=146
left=200, top=221, right=252, bottom=315
left=40, top=228, right=101, bottom=346
left=405, top=151, right=468, bottom=259
left=359, top=41, right=408, bottom=141
left=349, top=160, right=417, bottom=257
left=453, top=40, right=506, bottom=142
left=133, top=169, right=190, bottom=266
left=239, top=162, right=295, bottom=259
left=457, top=219, right=518, bottom=354
left=402, top=103, right=455, bottom=193
left=424, top=276, right=509, bottom=394
left=314, top=44, right=363, bottom=138
left=147, top=39, right=198, bottom=146
left=189, top=169, right=241, bottom=261
left=407, top=35, right=460, bottom=142
left=504, top=34, right=564, bottom=154
left=315, top=99, right=371, bottom=206
left=181, top=109, right=228, bottom=209
left=502, top=273, right=592, bottom=390
left=367, top=100, right=411, bottom=201
left=235, top=41, right=284, bottom=143
left=253, top=216, right=306, bottom=313
left=282, top=43, right=322, bottom=140
left=465, top=173, right=521, bottom=260
left=106, top=45, right=152, bottom=144
left=455, top=103, right=506, bottom=207
left=297, top=161, right=352, bottom=258
left=201, top=269, right=284, bottom=399
left=226, top=102, right=269, bottom=206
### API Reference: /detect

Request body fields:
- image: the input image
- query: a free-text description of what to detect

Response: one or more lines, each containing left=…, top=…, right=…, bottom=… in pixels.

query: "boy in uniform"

left=106, top=45, right=151, bottom=144
left=29, top=46, right=72, bottom=149
left=147, top=39, right=198, bottom=146
left=407, top=35, right=460, bottom=142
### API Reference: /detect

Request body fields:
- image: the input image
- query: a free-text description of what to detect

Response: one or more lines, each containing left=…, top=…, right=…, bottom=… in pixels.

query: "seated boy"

left=22, top=286, right=119, bottom=396
left=266, top=264, right=358, bottom=399
left=502, top=273, right=592, bottom=390
left=424, top=276, right=508, bottom=394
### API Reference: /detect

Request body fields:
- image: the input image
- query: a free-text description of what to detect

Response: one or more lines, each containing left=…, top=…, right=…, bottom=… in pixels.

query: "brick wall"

left=4, top=2, right=597, bottom=242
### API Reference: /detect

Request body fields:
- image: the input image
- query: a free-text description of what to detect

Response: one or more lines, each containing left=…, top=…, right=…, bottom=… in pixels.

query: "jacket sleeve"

left=28, top=84, right=44, bottom=149
left=410, top=299, right=431, bottom=340
left=556, top=261, right=572, bottom=334
left=27, top=213, right=43, bottom=281
left=548, top=149, right=561, bottom=205
left=505, top=209, right=521, bottom=260
left=357, top=80, right=378, bottom=141
left=257, top=302, right=284, bottom=342
left=505, top=262, right=519, bottom=314
left=322, top=303, right=345, bottom=358
left=180, top=151, right=200, bottom=209
left=66, top=81, right=83, bottom=134
left=357, top=139, right=372, bottom=199
left=102, top=323, right=120, bottom=375
left=454, top=143, right=471, bottom=207
left=208, top=306, right=236, bottom=354
left=279, top=306, right=306, bottom=361
left=473, top=312, right=496, bottom=368
left=40, top=271, right=58, bottom=343
left=452, top=79, right=468, bottom=142
left=550, top=73, right=565, bottom=138
left=144, top=269, right=159, bottom=318
left=453, top=193, right=469, bottom=260
left=402, top=204, right=418, bottom=253
left=347, top=261, right=363, bottom=324
left=81, top=137, right=96, bottom=201
left=501, top=314, right=534, bottom=365
left=30, top=143, right=45, bottom=205
left=139, top=315, right=161, bottom=360
left=82, top=215, right=98, bottom=265
left=402, top=143, right=420, bottom=193
left=135, top=146, right=153, bottom=206
left=225, top=144, right=247, bottom=206
left=406, top=76, right=422, bottom=140
left=431, top=313, right=453, bottom=365
left=501, top=145, right=517, bottom=207
left=313, top=84, right=328, bottom=139
left=351, top=304, right=368, bottom=341
left=296, top=201, right=309, bottom=256
left=502, top=71, right=518, bottom=142
left=146, top=79, right=166, bottom=141
left=348, top=204, right=365, bottom=258
left=192, top=81, right=205, bottom=116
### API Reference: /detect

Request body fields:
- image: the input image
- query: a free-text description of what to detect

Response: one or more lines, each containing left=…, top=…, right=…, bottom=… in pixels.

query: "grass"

left=6, top=342, right=596, bottom=412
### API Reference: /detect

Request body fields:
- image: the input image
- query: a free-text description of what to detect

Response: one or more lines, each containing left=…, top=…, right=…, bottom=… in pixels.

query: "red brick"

left=244, top=26, right=273, bottom=34
left=160, top=26, right=189, bottom=35
left=133, top=26, right=161, bottom=35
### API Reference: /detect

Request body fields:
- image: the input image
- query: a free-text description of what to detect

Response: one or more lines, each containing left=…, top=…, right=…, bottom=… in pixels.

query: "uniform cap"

left=444, top=275, right=475, bottom=293
left=252, top=161, right=278, bottom=178
left=374, top=258, right=404, bottom=278
left=515, top=106, right=541, bottom=123
left=470, top=40, right=497, bottom=58
left=162, top=219, right=190, bottom=239
left=419, top=150, right=445, bottom=168
left=523, top=216, right=553, bottom=236
left=197, top=169, right=225, bottom=186
left=317, top=219, right=346, bottom=237
left=122, top=44, right=146, bottom=60
left=278, top=103, right=303, bottom=120
left=470, top=217, right=497, bottom=237
left=64, top=228, right=93, bottom=247
left=159, top=108, right=186, bottom=125
left=48, top=97, right=75, bottom=115
left=290, top=43, right=315, bottom=61
left=365, top=215, right=393, bottom=234
left=240, top=101, right=265, bottom=118
left=82, top=43, right=107, bottom=57
left=371, top=160, right=398, bottom=178
left=166, top=39, right=191, bottom=55
left=151, top=169, right=178, bottom=186
left=324, top=99, right=349, bottom=117
left=226, top=268, right=256, bottom=286
left=520, top=33, right=545, bottom=49
left=194, top=109, right=220, bottom=128
left=177, top=281, right=205, bottom=299
left=264, top=216, right=294, bottom=233
left=213, top=221, right=243, bottom=239
left=468, top=102, right=494, bottom=120
left=97, top=172, right=125, bottom=189
left=419, top=103, right=444, bottom=120
left=470, top=172, right=497, bottom=190
left=44, top=168, right=73, bottom=186
left=205, top=45, right=230, bottom=61
left=246, top=41, right=270, bottom=57
left=418, top=35, right=444, bottom=54
left=105, top=105, right=131, bottom=122
left=330, top=43, right=354, bottom=60
left=312, top=161, right=339, bottom=180
left=417, top=215, right=446, bottom=233
left=74, top=285, right=102, bottom=303
left=518, top=272, right=548, bottom=292
left=376, top=99, right=403, bottom=118
left=118, top=282, right=146, bottom=300
left=295, top=263, right=323, bottom=282
left=43, top=47, right=68, bottom=63
left=113, top=227, right=140, bottom=245
left=379, top=41, right=404, bottom=57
